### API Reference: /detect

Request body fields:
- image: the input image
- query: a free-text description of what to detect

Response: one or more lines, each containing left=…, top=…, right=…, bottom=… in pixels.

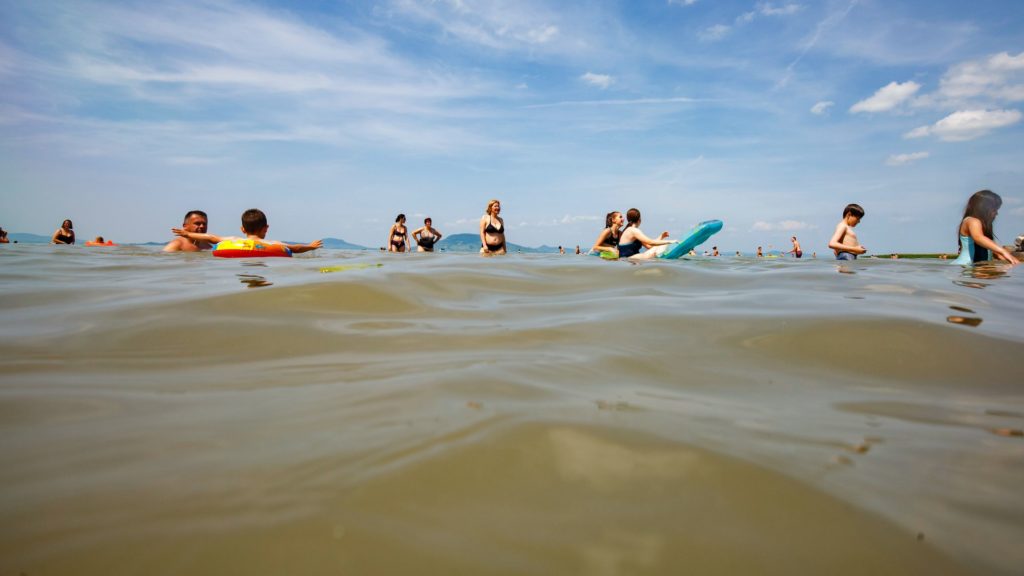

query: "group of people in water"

left=11, top=189, right=1020, bottom=265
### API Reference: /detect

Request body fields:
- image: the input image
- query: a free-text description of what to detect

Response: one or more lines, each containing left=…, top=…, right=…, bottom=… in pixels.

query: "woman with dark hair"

left=616, top=208, right=673, bottom=259
left=51, top=219, right=75, bottom=244
left=590, top=211, right=623, bottom=256
left=479, top=199, right=506, bottom=255
left=388, top=214, right=409, bottom=252
left=953, top=190, right=1018, bottom=265
left=413, top=217, right=443, bottom=252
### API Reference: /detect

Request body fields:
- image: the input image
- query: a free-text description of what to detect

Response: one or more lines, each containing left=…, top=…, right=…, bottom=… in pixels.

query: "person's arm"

left=966, top=219, right=1020, bottom=264
left=411, top=226, right=424, bottom=242
left=591, top=229, right=618, bottom=255
left=286, top=239, right=323, bottom=254
left=633, top=229, right=673, bottom=249
left=172, top=229, right=223, bottom=243
left=433, top=228, right=443, bottom=242
left=51, top=229, right=66, bottom=244
left=827, top=222, right=865, bottom=254
left=479, top=216, right=490, bottom=252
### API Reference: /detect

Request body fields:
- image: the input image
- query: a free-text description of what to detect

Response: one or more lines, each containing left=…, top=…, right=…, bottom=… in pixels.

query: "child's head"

left=961, top=189, right=1002, bottom=239
left=843, top=203, right=864, bottom=225
left=241, top=208, right=268, bottom=235
left=605, top=211, right=621, bottom=228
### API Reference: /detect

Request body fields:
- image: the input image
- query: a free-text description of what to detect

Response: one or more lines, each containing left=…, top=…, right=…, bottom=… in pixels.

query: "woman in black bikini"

left=479, top=199, right=506, bottom=255
left=590, top=211, right=623, bottom=256
left=412, top=217, right=443, bottom=252
left=387, top=214, right=409, bottom=252
left=51, top=219, right=75, bottom=245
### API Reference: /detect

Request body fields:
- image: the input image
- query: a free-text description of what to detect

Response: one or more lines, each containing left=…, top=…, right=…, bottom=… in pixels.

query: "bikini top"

left=604, top=228, right=620, bottom=247
left=485, top=218, right=503, bottom=234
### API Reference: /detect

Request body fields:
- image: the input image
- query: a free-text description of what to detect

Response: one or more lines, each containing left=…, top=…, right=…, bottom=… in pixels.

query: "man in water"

left=787, top=236, right=803, bottom=258
left=164, top=210, right=212, bottom=252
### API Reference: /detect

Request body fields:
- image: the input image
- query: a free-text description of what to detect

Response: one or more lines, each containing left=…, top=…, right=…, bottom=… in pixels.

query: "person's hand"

left=995, top=248, right=1019, bottom=264
left=309, top=239, right=323, bottom=249
left=856, top=246, right=867, bottom=254
left=172, top=228, right=187, bottom=237
left=659, top=231, right=670, bottom=240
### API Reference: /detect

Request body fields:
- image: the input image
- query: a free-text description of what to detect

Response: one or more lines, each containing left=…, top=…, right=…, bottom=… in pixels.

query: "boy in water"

left=828, top=204, right=866, bottom=260
left=172, top=208, right=322, bottom=254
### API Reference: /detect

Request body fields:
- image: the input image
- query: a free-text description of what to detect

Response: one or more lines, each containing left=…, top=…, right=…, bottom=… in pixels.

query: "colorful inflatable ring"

left=84, top=241, right=117, bottom=247
left=213, top=238, right=292, bottom=258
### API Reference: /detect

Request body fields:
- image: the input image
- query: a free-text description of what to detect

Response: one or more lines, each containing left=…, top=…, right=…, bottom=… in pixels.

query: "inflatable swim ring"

left=213, top=238, right=292, bottom=258
left=84, top=240, right=117, bottom=247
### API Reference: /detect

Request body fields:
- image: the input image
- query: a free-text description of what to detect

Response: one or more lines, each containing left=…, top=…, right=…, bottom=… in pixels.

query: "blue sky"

left=1, top=0, right=1022, bottom=252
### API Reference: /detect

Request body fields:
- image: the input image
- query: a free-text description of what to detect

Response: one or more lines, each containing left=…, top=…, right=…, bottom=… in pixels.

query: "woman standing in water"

left=617, top=208, right=673, bottom=259
left=953, top=190, right=1019, bottom=265
left=590, top=211, right=623, bottom=256
left=387, top=214, right=409, bottom=252
left=479, top=199, right=506, bottom=255
left=412, top=217, right=443, bottom=252
left=51, top=219, right=75, bottom=244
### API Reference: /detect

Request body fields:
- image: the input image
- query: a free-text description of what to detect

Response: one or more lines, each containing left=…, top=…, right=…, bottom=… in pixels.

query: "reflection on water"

left=0, top=246, right=1021, bottom=575
left=237, top=273, right=273, bottom=288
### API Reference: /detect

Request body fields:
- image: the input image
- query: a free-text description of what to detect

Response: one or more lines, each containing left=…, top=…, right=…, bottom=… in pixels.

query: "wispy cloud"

left=526, top=96, right=709, bottom=109
left=699, top=24, right=731, bottom=42
left=850, top=81, right=921, bottom=113
left=810, top=101, right=834, bottom=115
left=751, top=220, right=816, bottom=232
left=668, top=0, right=699, bottom=6
left=904, top=109, right=1022, bottom=142
left=386, top=0, right=567, bottom=52
left=580, top=72, right=613, bottom=89
left=885, top=151, right=929, bottom=166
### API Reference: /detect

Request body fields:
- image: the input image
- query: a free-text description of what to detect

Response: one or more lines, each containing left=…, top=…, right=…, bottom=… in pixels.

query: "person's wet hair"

left=958, top=190, right=1002, bottom=247
left=241, top=208, right=268, bottom=234
left=396, top=214, right=405, bottom=223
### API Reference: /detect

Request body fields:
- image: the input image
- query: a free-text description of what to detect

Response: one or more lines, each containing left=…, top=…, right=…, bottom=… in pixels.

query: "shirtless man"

left=164, top=210, right=212, bottom=252
left=828, top=204, right=866, bottom=261
left=787, top=236, right=803, bottom=258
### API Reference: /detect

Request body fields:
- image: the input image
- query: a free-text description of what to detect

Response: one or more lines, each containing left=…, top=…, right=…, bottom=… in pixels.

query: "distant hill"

left=7, top=232, right=50, bottom=243
left=320, top=237, right=368, bottom=250
left=434, top=233, right=559, bottom=253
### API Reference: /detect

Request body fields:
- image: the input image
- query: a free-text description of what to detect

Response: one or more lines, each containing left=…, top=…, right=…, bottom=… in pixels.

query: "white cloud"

left=810, top=101, right=834, bottom=115
left=850, top=81, right=921, bottom=113
left=668, top=0, right=699, bottom=5
left=699, top=24, right=731, bottom=42
left=905, top=109, right=1022, bottom=142
left=758, top=2, right=803, bottom=16
left=885, top=151, right=929, bottom=166
left=580, top=72, right=613, bottom=89
left=751, top=220, right=816, bottom=232
left=937, top=51, right=1024, bottom=103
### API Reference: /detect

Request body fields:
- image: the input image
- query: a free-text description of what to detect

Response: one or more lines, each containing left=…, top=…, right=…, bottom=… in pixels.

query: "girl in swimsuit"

left=413, top=217, right=443, bottom=252
left=51, top=219, right=75, bottom=245
left=591, top=211, right=623, bottom=256
left=953, top=190, right=1019, bottom=265
left=617, top=208, right=673, bottom=259
left=388, top=214, right=409, bottom=252
left=479, top=199, right=506, bottom=255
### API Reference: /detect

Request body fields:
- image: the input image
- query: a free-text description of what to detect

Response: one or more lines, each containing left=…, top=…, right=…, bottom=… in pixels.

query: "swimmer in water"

left=173, top=208, right=322, bottom=254
left=591, top=211, right=623, bottom=257
left=51, top=219, right=75, bottom=245
left=617, top=208, right=673, bottom=260
left=412, top=217, right=442, bottom=252
left=828, top=204, right=866, bottom=261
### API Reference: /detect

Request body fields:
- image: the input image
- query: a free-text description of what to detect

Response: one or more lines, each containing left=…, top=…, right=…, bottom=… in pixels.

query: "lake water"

left=1, top=245, right=1022, bottom=575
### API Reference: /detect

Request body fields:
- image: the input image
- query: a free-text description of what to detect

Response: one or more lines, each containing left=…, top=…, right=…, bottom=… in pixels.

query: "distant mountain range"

left=434, top=233, right=560, bottom=253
